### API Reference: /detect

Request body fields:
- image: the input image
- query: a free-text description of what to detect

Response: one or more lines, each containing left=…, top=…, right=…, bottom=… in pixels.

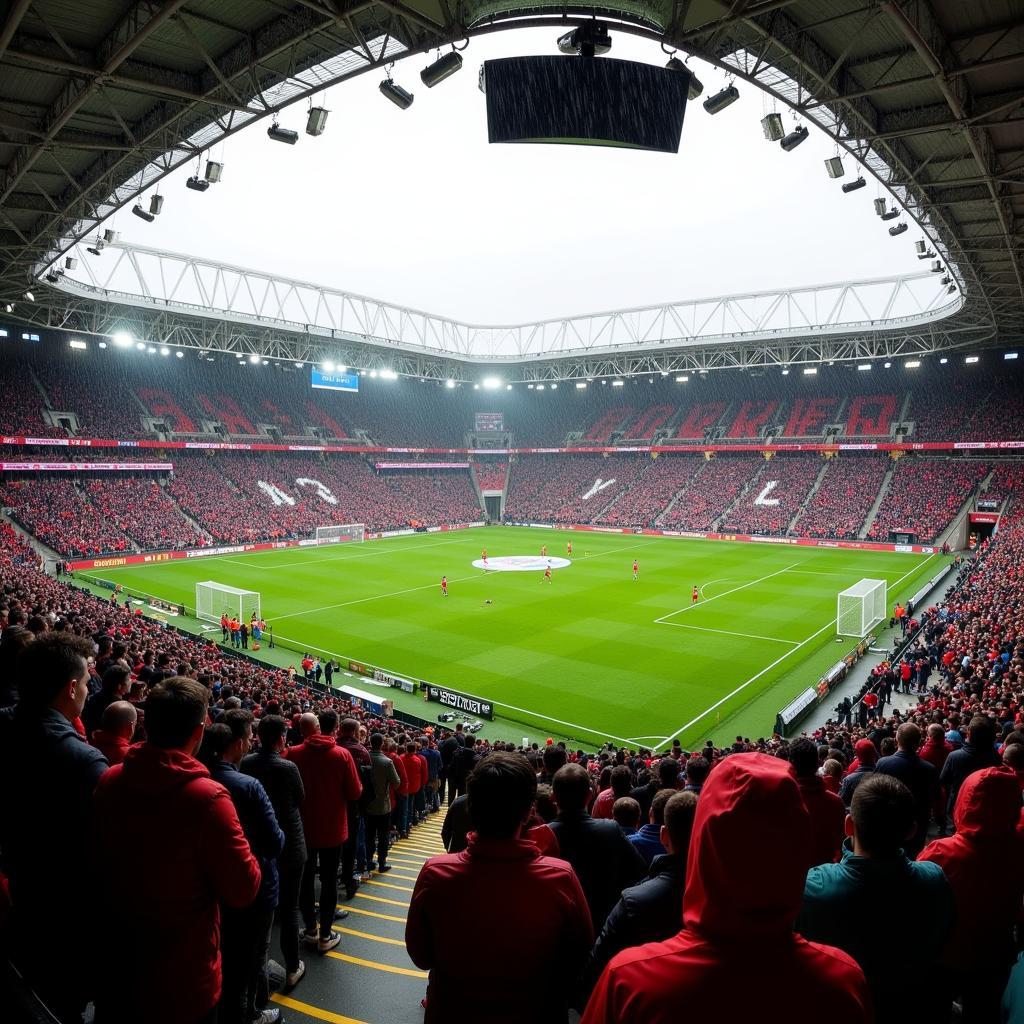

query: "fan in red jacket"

left=790, top=738, right=845, bottom=865
left=92, top=677, right=262, bottom=1024
left=918, top=766, right=1024, bottom=1021
left=581, top=753, right=872, bottom=1024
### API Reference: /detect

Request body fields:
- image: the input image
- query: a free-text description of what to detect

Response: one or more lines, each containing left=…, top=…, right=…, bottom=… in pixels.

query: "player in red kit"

left=632, top=559, right=639, bottom=581
left=542, top=565, right=552, bottom=584
left=441, top=576, right=448, bottom=596
left=481, top=548, right=488, bottom=567
left=692, top=585, right=699, bottom=603
left=541, top=544, right=547, bottom=557
left=567, top=541, right=572, bottom=557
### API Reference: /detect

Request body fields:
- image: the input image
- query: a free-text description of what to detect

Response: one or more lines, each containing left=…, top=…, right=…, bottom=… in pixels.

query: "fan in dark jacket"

left=873, top=723, right=938, bottom=858
left=549, top=763, right=647, bottom=934
left=939, top=716, right=1000, bottom=816
left=585, top=790, right=698, bottom=995
left=242, top=713, right=308, bottom=990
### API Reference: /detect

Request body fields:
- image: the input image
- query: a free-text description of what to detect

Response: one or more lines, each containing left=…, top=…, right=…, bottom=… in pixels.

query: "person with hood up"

left=92, top=676, right=262, bottom=1024
left=918, top=766, right=1024, bottom=1023
left=581, top=753, right=871, bottom=1024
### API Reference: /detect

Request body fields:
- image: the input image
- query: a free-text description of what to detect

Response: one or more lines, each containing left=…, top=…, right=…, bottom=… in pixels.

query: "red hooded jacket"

left=92, top=744, right=261, bottom=1024
left=91, top=729, right=131, bottom=766
left=918, top=734, right=953, bottom=773
left=795, top=773, right=846, bottom=865
left=918, top=766, right=1024, bottom=969
left=287, top=734, right=361, bottom=848
left=400, top=751, right=424, bottom=794
left=407, top=835, right=593, bottom=1023
left=582, top=753, right=871, bottom=1024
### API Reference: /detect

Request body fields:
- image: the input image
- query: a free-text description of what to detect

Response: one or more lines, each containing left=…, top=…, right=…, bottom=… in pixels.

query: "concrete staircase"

left=1, top=511, right=60, bottom=569
left=160, top=480, right=214, bottom=543
left=859, top=463, right=896, bottom=539
left=788, top=458, right=832, bottom=534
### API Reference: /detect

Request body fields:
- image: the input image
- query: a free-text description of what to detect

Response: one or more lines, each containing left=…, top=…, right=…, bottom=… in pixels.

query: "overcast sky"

left=107, top=28, right=925, bottom=324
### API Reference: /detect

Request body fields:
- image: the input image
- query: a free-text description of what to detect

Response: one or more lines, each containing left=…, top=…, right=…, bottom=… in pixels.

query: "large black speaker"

left=484, top=56, right=691, bottom=153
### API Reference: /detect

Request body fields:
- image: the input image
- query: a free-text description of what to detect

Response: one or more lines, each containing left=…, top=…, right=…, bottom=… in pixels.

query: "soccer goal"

left=837, top=579, right=887, bottom=637
left=195, top=581, right=261, bottom=624
left=315, top=523, right=365, bottom=546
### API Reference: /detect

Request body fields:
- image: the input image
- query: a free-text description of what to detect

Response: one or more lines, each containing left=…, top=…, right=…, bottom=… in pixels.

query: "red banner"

left=0, top=461, right=171, bottom=471
left=969, top=512, right=1000, bottom=525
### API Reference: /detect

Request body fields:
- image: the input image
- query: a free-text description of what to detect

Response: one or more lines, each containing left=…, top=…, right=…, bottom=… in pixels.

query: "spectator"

left=873, top=723, right=938, bottom=858
left=627, top=787, right=674, bottom=866
left=82, top=662, right=131, bottom=738
left=92, top=676, right=262, bottom=1024
left=789, top=737, right=844, bottom=865
left=919, top=766, right=1024, bottom=1023
left=629, top=757, right=679, bottom=820
left=448, top=733, right=479, bottom=800
left=406, top=752, right=593, bottom=1023
left=242, top=713, right=308, bottom=991
left=202, top=711, right=285, bottom=1024
left=582, top=754, right=870, bottom=1024
left=612, top=796, right=642, bottom=836
left=0, top=631, right=108, bottom=1022
left=839, top=738, right=877, bottom=806
left=337, top=716, right=371, bottom=901
left=287, top=709, right=361, bottom=953
left=549, top=763, right=647, bottom=934
left=682, top=755, right=709, bottom=794
left=91, top=699, right=138, bottom=766
left=365, top=731, right=401, bottom=873
left=797, top=774, right=954, bottom=1023
left=420, top=736, right=442, bottom=813
left=440, top=792, right=471, bottom=854
left=593, top=764, right=633, bottom=819
left=939, top=715, right=1000, bottom=816
left=586, top=790, right=698, bottom=994
left=919, top=722, right=954, bottom=834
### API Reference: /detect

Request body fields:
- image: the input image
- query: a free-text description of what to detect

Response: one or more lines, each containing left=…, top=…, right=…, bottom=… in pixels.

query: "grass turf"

left=80, top=526, right=942, bottom=750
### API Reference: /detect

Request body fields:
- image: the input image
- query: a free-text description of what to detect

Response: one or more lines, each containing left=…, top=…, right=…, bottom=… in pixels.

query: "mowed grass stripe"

left=93, top=527, right=941, bottom=748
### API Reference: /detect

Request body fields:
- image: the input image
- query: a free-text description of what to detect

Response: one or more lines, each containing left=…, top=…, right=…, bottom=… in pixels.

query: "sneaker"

left=284, top=961, right=305, bottom=990
left=378, top=863, right=392, bottom=873
left=359, top=871, right=372, bottom=882
left=252, top=1009, right=282, bottom=1024
left=301, top=928, right=319, bottom=946
left=318, top=932, right=341, bottom=953
left=334, top=908, right=349, bottom=920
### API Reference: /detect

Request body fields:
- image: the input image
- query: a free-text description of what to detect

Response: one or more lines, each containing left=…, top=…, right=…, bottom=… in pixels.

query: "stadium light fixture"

left=888, top=222, right=908, bottom=236
left=761, top=113, right=784, bottom=141
left=23, top=291, right=34, bottom=302
left=841, top=177, right=866, bottom=192
left=781, top=368, right=789, bottom=375
left=857, top=364, right=871, bottom=371
left=146, top=346, right=156, bottom=354
left=267, top=123, right=299, bottom=145
left=939, top=357, right=948, bottom=364
left=557, top=23, right=612, bottom=56
left=535, top=384, right=545, bottom=391
left=576, top=381, right=587, bottom=389
left=149, top=194, right=164, bottom=216
left=306, top=107, right=329, bottom=136
left=1005, top=352, right=1019, bottom=360
left=905, top=360, right=921, bottom=368
left=965, top=356, right=979, bottom=364
left=294, top=362, right=304, bottom=369
left=322, top=360, right=335, bottom=372
left=98, top=341, right=107, bottom=349
left=883, top=361, right=892, bottom=368
left=205, top=160, right=223, bottom=182
left=445, top=379, right=456, bottom=389
left=262, top=359, right=269, bottom=366
left=527, top=383, right=535, bottom=390
left=676, top=375, right=689, bottom=382
left=379, top=369, right=398, bottom=380
left=160, top=346, right=170, bottom=356
left=825, top=156, right=844, bottom=178
left=482, top=377, right=501, bottom=390
left=185, top=176, right=210, bottom=192
left=112, top=331, right=132, bottom=348
left=506, top=384, right=513, bottom=391
left=946, top=284, right=956, bottom=294
left=176, top=350, right=184, bottom=358
left=665, top=58, right=702, bottom=100
left=65, top=257, right=77, bottom=270
left=370, top=369, right=378, bottom=378
left=337, top=364, right=347, bottom=373
left=3, top=303, right=12, bottom=313
left=802, top=367, right=817, bottom=375
left=551, top=383, right=558, bottom=390
left=915, top=240, right=927, bottom=255
left=421, top=50, right=463, bottom=88
left=69, top=339, right=87, bottom=350
left=86, top=244, right=103, bottom=256
left=103, top=229, right=119, bottom=244
left=780, top=125, right=808, bottom=151
left=703, top=84, right=739, bottom=114
left=248, top=353, right=260, bottom=364
left=611, top=379, right=625, bottom=387
left=132, top=203, right=155, bottom=222
left=380, top=77, right=414, bottom=109
left=931, top=261, right=943, bottom=272
left=881, top=207, right=900, bottom=221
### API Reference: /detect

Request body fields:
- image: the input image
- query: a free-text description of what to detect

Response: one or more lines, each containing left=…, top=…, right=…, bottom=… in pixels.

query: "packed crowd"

left=912, top=381, right=1024, bottom=443
left=794, top=456, right=890, bottom=539
left=721, top=454, right=822, bottom=536
left=593, top=456, right=703, bottom=529
left=84, top=478, right=205, bottom=551
left=656, top=455, right=763, bottom=530
left=471, top=462, right=508, bottom=492
left=868, top=459, right=989, bottom=542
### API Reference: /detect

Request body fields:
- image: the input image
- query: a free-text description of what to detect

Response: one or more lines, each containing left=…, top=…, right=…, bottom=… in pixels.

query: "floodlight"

left=306, top=107, right=329, bottom=136
left=45, top=272, right=62, bottom=283
left=482, top=377, right=501, bottom=390
left=267, top=123, right=299, bottom=145
left=940, top=358, right=948, bottom=364
left=883, top=361, right=892, bottom=368
left=535, top=384, right=545, bottom=390
left=248, top=353, right=260, bottom=364
left=941, top=276, right=951, bottom=285
left=445, top=379, right=456, bottom=389
left=915, top=239, right=927, bottom=255
left=803, top=367, right=817, bottom=375
left=576, top=381, right=587, bottom=389
left=965, top=356, right=979, bottom=363
left=931, top=261, right=943, bottom=272
left=4, top=303, right=12, bottom=313
left=262, top=359, right=269, bottom=366
left=781, top=368, right=790, bottom=375
left=86, top=245, right=103, bottom=256
left=947, top=284, right=956, bottom=294
left=841, top=177, right=866, bottom=192
left=132, top=203, right=155, bottom=222
left=761, top=113, right=784, bottom=141
left=103, top=229, right=119, bottom=244
left=294, top=362, right=304, bottom=368
left=881, top=208, right=900, bottom=221
left=379, top=369, right=398, bottom=380
left=421, top=51, right=463, bottom=88
left=380, top=78, right=414, bottom=109
left=665, top=58, right=702, bottom=99
left=611, top=379, right=625, bottom=387
left=551, top=383, right=558, bottom=390
left=506, top=384, right=513, bottom=391
left=888, top=222, right=907, bottom=235
left=149, top=195, right=164, bottom=216
left=703, top=85, right=738, bottom=114
left=176, top=350, right=184, bottom=358
left=676, top=375, right=689, bottom=382
left=65, top=257, right=78, bottom=270
left=69, top=339, right=87, bottom=350
left=857, top=364, right=871, bottom=371
left=135, top=342, right=145, bottom=351
left=99, top=341, right=107, bottom=348
left=825, top=156, right=844, bottom=178
left=557, top=23, right=611, bottom=56
left=185, top=176, right=210, bottom=192
left=322, top=360, right=335, bottom=372
left=780, top=125, right=808, bottom=151
left=160, top=346, right=170, bottom=356
left=205, top=160, right=223, bottom=181
left=23, top=290, right=34, bottom=302
left=917, top=250, right=935, bottom=259
left=146, top=346, right=155, bottom=353
left=112, top=331, right=133, bottom=348
left=905, top=360, right=921, bottom=368
left=1005, top=352, right=1018, bottom=360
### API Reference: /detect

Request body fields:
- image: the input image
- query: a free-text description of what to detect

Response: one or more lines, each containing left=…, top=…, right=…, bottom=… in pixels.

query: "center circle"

left=471, top=555, right=572, bottom=572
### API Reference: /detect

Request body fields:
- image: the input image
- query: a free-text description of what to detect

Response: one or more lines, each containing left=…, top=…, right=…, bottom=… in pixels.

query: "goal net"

left=837, top=578, right=887, bottom=638
left=195, top=581, right=261, bottom=624
left=315, top=523, right=365, bottom=546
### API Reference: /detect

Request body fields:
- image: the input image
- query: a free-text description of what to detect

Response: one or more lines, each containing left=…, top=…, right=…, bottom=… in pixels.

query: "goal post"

left=195, top=581, right=261, bottom=624
left=837, top=578, right=887, bottom=638
left=315, top=523, right=366, bottom=546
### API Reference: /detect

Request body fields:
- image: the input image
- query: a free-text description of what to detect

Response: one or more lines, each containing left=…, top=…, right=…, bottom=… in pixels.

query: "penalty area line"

left=654, top=562, right=802, bottom=624
left=658, top=621, right=800, bottom=646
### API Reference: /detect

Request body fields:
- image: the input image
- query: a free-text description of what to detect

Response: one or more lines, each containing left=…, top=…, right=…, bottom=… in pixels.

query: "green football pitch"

left=80, top=526, right=943, bottom=750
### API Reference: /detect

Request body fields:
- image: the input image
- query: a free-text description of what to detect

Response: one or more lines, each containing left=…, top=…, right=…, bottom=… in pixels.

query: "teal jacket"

left=797, top=839, right=954, bottom=1023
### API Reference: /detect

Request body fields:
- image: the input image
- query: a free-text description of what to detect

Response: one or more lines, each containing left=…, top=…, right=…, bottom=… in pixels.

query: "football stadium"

left=1, top=1, right=1023, bottom=1023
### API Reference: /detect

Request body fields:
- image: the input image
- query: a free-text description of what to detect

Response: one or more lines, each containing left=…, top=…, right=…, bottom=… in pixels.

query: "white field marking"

left=657, top=621, right=800, bottom=646
left=657, top=553, right=937, bottom=749
left=272, top=570, right=485, bottom=620
left=699, top=578, right=732, bottom=599
left=654, top=562, right=802, bottom=624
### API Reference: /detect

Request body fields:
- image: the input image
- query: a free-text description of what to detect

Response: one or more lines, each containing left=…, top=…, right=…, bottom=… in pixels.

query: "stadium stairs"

left=788, top=459, right=832, bottom=534
left=858, top=462, right=896, bottom=539
left=268, top=814, right=447, bottom=1024
left=935, top=466, right=996, bottom=549
left=160, top=480, right=215, bottom=544
left=711, top=460, right=766, bottom=531
left=654, top=458, right=709, bottom=525
left=0, top=512, right=57, bottom=568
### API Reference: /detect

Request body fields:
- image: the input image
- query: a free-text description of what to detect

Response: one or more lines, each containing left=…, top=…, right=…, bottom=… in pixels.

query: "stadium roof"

left=1, top=0, right=1022, bottom=366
